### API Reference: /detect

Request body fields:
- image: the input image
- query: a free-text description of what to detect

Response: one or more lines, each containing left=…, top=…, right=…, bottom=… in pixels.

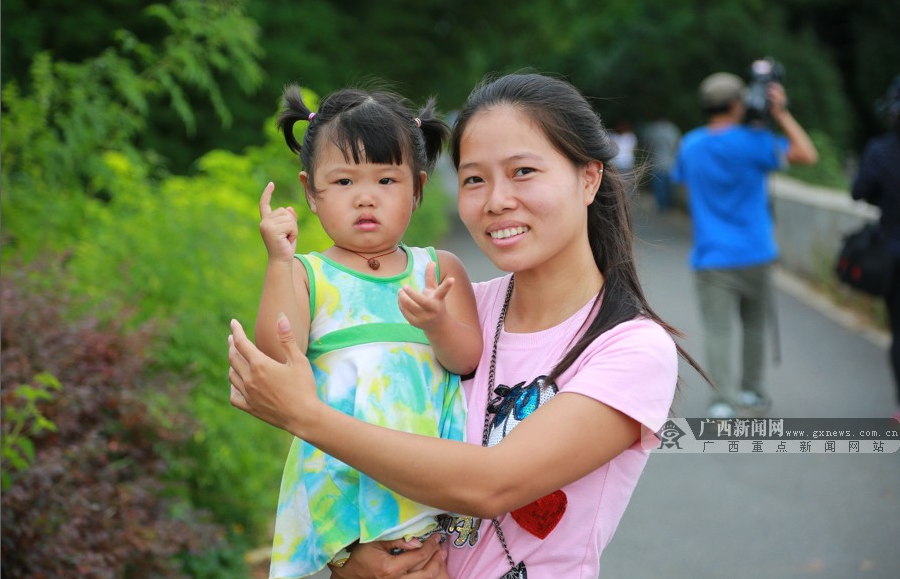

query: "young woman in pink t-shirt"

left=228, top=73, right=706, bottom=578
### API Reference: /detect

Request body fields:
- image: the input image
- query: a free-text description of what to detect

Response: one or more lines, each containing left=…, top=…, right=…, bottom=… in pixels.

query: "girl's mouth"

left=355, top=215, right=379, bottom=230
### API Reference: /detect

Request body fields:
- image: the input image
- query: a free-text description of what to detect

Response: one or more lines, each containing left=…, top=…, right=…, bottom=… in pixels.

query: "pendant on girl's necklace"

left=342, top=246, right=398, bottom=270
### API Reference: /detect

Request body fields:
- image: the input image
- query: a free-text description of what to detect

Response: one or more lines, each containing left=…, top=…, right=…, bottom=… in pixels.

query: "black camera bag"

left=835, top=222, right=895, bottom=296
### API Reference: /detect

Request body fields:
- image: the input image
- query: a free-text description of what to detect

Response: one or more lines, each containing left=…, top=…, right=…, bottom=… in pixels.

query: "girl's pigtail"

left=277, top=84, right=314, bottom=156
left=416, top=96, right=450, bottom=172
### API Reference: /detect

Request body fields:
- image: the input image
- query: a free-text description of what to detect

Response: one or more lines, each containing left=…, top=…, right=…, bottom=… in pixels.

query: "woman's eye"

left=514, top=167, right=535, bottom=177
left=337, top=178, right=352, bottom=186
left=462, top=175, right=484, bottom=185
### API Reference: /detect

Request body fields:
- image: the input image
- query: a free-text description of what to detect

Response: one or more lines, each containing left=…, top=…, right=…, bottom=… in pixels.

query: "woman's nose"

left=484, top=181, right=517, bottom=214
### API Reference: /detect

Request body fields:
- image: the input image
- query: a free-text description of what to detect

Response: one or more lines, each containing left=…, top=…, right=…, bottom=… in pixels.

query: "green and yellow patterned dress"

left=269, top=245, right=467, bottom=579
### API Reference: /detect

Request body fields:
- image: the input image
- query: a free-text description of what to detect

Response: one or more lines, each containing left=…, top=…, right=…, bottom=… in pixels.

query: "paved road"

left=308, top=189, right=899, bottom=578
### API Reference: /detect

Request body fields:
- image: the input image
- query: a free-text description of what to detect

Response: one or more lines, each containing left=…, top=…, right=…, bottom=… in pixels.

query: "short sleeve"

left=557, top=319, right=678, bottom=436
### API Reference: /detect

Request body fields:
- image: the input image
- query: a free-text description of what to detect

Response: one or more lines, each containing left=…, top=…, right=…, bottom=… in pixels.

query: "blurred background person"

left=642, top=116, right=681, bottom=212
left=673, top=71, right=818, bottom=418
left=851, top=74, right=900, bottom=422
left=611, top=119, right=638, bottom=190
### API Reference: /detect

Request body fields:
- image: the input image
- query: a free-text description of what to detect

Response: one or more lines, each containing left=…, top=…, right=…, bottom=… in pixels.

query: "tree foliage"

left=1, top=0, right=263, bottom=260
left=1, top=3, right=455, bottom=566
left=5, top=0, right=895, bottom=169
left=0, top=0, right=284, bottom=571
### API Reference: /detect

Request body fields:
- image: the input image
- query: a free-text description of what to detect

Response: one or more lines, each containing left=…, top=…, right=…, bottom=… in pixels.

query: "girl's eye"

left=379, top=177, right=396, bottom=185
left=514, top=167, right=535, bottom=177
left=337, top=178, right=352, bottom=186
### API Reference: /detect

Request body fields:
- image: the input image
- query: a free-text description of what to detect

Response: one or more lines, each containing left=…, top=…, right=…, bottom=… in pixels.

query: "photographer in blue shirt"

left=673, top=71, right=818, bottom=418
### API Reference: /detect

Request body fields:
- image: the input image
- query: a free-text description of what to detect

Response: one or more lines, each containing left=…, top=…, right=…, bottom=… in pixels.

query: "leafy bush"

left=0, top=0, right=263, bottom=265
left=0, top=1, right=454, bottom=562
left=787, top=129, right=851, bottom=190
left=1, top=371, right=62, bottom=491
left=0, top=263, right=240, bottom=578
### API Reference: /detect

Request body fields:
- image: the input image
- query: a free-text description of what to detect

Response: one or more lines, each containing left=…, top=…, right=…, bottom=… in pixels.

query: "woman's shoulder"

left=582, top=316, right=676, bottom=362
left=471, top=275, right=511, bottom=300
left=469, top=276, right=512, bottom=321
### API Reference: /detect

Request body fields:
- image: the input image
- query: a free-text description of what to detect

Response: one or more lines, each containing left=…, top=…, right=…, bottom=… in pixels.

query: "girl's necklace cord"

left=338, top=246, right=399, bottom=270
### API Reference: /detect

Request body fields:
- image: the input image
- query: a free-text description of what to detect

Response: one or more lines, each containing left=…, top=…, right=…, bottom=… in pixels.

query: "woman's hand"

left=228, top=315, right=320, bottom=435
left=330, top=535, right=449, bottom=579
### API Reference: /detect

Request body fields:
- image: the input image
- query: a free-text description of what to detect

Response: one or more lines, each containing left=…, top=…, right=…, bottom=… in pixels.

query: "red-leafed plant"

left=1, top=263, right=228, bottom=578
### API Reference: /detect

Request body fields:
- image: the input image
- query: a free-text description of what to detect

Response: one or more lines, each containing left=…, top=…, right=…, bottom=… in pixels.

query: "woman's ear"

left=299, top=171, right=317, bottom=213
left=582, top=161, right=604, bottom=205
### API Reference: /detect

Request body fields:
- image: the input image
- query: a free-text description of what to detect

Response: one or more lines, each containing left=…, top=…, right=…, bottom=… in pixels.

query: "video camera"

left=744, top=57, right=786, bottom=124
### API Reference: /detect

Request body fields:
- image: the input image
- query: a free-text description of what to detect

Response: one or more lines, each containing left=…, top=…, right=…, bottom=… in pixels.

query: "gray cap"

left=699, top=72, right=747, bottom=108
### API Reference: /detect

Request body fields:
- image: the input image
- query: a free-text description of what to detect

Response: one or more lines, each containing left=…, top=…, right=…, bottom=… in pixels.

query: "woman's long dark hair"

left=277, top=83, right=449, bottom=202
left=451, top=73, right=709, bottom=385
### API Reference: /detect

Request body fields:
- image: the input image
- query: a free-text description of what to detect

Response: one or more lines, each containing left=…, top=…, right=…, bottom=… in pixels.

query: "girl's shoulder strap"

left=293, top=252, right=317, bottom=310
left=403, top=245, right=439, bottom=283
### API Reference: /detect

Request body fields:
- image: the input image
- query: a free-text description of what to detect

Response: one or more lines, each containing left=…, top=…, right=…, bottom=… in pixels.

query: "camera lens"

left=752, top=59, right=773, bottom=76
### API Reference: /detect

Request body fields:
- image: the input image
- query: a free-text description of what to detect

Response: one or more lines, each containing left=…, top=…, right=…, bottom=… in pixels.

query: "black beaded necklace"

left=482, top=276, right=527, bottom=579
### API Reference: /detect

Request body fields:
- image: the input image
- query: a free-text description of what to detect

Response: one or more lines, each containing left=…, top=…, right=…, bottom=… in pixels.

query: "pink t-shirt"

left=444, top=276, right=677, bottom=579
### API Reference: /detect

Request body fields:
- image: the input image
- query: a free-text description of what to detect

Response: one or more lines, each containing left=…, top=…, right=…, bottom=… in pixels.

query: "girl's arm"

left=229, top=316, right=650, bottom=519
left=255, top=258, right=311, bottom=359
left=254, top=182, right=311, bottom=358
left=398, top=250, right=482, bottom=375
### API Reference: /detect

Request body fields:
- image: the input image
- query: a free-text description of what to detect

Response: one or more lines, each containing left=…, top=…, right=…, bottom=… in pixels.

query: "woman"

left=229, top=73, right=705, bottom=578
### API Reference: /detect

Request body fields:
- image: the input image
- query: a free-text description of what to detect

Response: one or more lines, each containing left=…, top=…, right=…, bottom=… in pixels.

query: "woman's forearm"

left=293, top=392, right=636, bottom=518
left=230, top=319, right=639, bottom=519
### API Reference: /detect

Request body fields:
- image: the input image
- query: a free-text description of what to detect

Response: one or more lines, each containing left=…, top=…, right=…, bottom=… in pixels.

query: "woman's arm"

left=398, top=251, right=482, bottom=375
left=229, top=316, right=646, bottom=519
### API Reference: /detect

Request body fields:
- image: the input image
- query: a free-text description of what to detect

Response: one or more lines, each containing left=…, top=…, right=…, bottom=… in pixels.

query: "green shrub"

left=787, top=129, right=851, bottom=191
left=0, top=1, right=454, bottom=558
left=0, top=372, right=61, bottom=491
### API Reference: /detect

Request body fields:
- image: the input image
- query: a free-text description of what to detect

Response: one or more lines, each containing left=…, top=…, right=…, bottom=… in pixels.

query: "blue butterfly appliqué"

left=486, top=375, right=558, bottom=446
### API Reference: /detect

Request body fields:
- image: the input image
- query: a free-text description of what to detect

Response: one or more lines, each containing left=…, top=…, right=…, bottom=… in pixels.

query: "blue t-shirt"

left=672, top=124, right=788, bottom=270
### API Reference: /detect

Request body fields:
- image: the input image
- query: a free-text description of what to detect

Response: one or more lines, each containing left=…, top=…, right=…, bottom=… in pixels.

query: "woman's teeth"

left=490, top=226, right=529, bottom=239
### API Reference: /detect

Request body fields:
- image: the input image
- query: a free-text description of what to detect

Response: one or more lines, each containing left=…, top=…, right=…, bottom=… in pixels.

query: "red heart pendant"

left=510, top=489, right=567, bottom=539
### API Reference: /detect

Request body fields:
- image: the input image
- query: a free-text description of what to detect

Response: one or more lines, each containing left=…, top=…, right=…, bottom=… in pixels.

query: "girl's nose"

left=353, top=188, right=376, bottom=207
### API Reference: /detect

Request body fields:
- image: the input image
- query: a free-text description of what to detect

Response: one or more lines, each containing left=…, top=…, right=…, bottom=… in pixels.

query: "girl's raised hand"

left=259, top=181, right=298, bottom=263
left=398, top=261, right=454, bottom=332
